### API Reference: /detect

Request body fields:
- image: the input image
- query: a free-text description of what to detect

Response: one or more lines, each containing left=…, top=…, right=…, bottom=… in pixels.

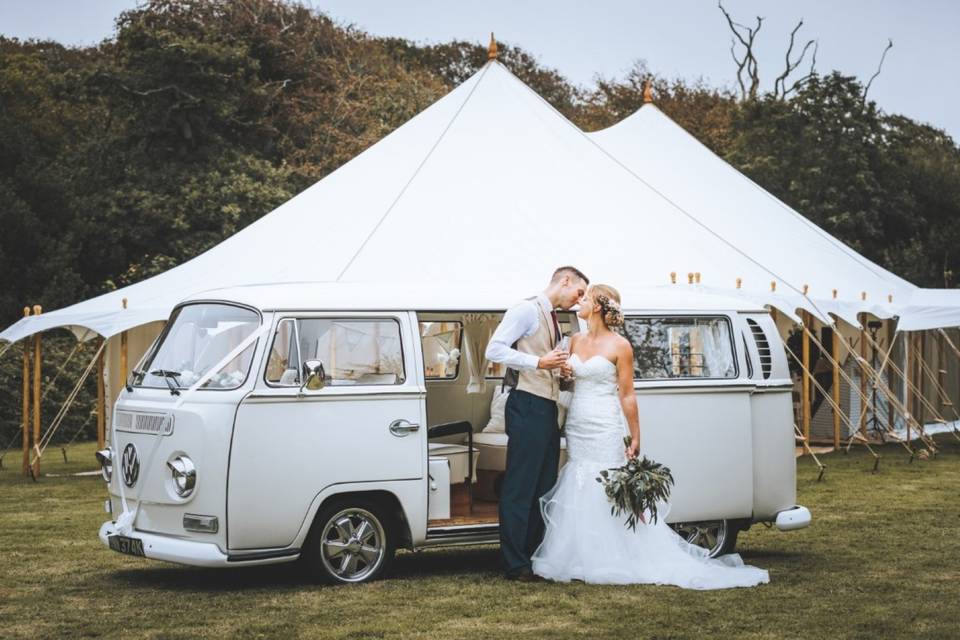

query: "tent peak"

left=642, top=79, right=654, bottom=104
left=488, top=33, right=498, bottom=60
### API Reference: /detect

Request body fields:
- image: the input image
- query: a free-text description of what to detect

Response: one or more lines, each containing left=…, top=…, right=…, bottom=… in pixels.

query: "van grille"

left=747, top=319, right=772, bottom=379
left=115, top=411, right=173, bottom=436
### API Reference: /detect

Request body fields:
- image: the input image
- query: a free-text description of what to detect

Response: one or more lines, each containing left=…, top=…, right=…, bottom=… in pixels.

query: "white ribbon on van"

left=172, top=323, right=270, bottom=410
left=111, top=322, right=270, bottom=536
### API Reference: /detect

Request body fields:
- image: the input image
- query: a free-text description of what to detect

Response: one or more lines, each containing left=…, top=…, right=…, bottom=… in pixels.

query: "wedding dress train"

left=531, top=354, right=770, bottom=589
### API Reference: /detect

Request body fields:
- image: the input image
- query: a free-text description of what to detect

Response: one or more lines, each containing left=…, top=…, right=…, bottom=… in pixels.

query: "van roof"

left=180, top=281, right=768, bottom=315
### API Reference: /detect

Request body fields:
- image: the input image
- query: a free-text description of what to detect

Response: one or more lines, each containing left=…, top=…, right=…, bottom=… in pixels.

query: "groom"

left=486, top=266, right=589, bottom=581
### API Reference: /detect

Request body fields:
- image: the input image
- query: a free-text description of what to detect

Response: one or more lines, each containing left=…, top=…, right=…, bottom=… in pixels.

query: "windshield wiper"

left=150, top=369, right=182, bottom=396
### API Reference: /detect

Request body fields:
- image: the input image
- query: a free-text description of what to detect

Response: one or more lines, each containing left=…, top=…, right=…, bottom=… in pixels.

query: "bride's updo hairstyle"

left=589, top=284, right=624, bottom=328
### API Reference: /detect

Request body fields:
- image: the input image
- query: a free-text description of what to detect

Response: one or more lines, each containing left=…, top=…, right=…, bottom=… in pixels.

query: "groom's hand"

left=538, top=348, right=568, bottom=370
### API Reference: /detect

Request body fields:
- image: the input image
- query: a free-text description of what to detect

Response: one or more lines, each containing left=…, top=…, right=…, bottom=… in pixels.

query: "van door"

left=227, top=312, right=426, bottom=550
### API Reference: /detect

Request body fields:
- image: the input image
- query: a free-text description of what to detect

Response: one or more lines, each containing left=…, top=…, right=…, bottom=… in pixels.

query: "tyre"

left=670, top=520, right=740, bottom=558
left=302, top=498, right=396, bottom=584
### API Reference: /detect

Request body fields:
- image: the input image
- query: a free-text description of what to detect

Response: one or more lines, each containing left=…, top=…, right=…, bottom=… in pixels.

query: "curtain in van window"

left=462, top=313, right=499, bottom=393
left=702, top=320, right=735, bottom=377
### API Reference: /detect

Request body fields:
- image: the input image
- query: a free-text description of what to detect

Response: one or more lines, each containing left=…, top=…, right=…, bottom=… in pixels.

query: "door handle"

left=389, top=419, right=421, bottom=437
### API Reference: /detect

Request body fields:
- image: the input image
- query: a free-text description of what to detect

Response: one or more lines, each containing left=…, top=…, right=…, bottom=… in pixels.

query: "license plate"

left=108, top=534, right=145, bottom=557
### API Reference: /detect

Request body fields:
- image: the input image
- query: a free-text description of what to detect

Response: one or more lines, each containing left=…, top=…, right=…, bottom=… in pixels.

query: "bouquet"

left=596, top=437, right=675, bottom=531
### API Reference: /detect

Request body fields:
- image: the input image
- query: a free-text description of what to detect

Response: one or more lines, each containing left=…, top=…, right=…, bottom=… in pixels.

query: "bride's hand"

left=626, top=439, right=640, bottom=460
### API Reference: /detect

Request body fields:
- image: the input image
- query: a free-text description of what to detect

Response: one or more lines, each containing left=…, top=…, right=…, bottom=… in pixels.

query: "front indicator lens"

left=95, top=448, right=113, bottom=482
left=183, top=514, right=218, bottom=533
left=167, top=456, right=196, bottom=497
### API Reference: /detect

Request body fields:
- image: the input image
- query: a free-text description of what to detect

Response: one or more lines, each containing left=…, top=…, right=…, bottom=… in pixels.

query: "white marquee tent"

left=1, top=59, right=956, bottom=350
left=587, top=100, right=960, bottom=331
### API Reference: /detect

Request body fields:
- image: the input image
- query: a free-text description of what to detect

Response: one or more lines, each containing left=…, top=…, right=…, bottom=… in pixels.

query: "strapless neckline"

left=570, top=353, right=616, bottom=369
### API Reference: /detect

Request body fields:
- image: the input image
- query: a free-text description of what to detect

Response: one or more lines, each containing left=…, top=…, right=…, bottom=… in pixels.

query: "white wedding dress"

left=531, top=354, right=770, bottom=589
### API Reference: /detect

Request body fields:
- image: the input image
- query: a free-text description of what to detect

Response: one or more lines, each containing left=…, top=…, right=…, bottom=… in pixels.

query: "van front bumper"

left=98, top=521, right=300, bottom=567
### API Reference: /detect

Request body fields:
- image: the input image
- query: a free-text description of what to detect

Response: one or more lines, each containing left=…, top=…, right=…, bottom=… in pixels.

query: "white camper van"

left=96, top=282, right=810, bottom=584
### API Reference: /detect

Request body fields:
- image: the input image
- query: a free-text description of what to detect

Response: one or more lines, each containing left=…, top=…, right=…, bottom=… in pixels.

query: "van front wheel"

left=304, top=499, right=395, bottom=584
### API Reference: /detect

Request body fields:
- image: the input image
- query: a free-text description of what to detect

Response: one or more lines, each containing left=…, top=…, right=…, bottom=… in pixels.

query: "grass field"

left=1, top=437, right=958, bottom=639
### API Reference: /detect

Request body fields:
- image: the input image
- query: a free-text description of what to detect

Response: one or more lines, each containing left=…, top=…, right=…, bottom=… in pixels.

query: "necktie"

left=550, top=310, right=561, bottom=347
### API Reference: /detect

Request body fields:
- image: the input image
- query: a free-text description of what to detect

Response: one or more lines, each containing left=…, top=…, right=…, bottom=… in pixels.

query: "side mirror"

left=300, top=360, right=327, bottom=393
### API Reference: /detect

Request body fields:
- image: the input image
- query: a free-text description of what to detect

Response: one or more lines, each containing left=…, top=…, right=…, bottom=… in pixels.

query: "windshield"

left=137, top=303, right=261, bottom=390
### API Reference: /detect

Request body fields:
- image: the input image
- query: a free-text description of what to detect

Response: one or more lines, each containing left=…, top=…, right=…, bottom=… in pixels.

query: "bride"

left=531, top=284, right=769, bottom=589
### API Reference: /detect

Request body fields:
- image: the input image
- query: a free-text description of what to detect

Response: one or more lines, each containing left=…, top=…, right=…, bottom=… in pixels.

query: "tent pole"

left=919, top=331, right=927, bottom=428
left=21, top=307, right=31, bottom=476
left=832, top=324, right=841, bottom=448
left=120, top=331, right=128, bottom=388
left=97, top=337, right=106, bottom=449
left=907, top=332, right=915, bottom=443
left=31, top=305, right=42, bottom=477
left=888, top=320, right=897, bottom=433
left=859, top=316, right=868, bottom=437
left=801, top=311, right=811, bottom=443
left=937, top=330, right=948, bottom=413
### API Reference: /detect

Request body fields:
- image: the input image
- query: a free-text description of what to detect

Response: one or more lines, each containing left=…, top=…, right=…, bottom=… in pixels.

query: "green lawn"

left=1, top=437, right=958, bottom=639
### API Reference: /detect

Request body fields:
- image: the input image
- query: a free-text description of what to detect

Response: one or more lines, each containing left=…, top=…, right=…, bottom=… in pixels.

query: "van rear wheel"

left=671, top=520, right=740, bottom=558
left=304, top=499, right=395, bottom=584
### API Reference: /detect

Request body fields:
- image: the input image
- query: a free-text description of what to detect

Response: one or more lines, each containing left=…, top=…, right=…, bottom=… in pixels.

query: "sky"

left=2, top=0, right=958, bottom=140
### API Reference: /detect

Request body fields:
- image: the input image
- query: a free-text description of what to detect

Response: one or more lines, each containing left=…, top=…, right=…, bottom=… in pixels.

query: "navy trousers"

left=499, top=389, right=561, bottom=575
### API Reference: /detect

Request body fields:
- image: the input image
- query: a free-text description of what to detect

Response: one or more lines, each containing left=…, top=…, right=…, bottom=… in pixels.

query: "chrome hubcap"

left=673, top=520, right=727, bottom=557
left=319, top=508, right=385, bottom=582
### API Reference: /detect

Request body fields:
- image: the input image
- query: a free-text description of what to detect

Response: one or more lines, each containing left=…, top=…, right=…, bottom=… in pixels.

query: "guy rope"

left=26, top=340, right=106, bottom=480
left=857, top=329, right=940, bottom=453
left=803, top=324, right=936, bottom=457
left=908, top=338, right=960, bottom=441
left=782, top=339, right=882, bottom=471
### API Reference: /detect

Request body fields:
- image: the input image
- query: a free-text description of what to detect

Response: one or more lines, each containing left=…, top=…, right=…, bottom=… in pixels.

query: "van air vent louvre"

left=747, top=319, right=772, bottom=380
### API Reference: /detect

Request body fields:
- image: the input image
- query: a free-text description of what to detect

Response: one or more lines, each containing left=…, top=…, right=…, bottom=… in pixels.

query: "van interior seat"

left=278, top=369, right=299, bottom=385
left=428, top=442, right=479, bottom=484
left=473, top=432, right=568, bottom=472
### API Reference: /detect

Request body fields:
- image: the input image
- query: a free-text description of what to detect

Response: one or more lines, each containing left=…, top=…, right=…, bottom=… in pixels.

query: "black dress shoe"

left=506, top=568, right=544, bottom=582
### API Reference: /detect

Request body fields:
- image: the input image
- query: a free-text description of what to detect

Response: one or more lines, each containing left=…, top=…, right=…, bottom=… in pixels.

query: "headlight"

left=95, top=448, right=113, bottom=483
left=167, top=455, right=196, bottom=497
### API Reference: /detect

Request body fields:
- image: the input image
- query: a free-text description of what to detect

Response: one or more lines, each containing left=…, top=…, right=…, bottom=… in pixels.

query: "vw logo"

left=121, top=443, right=140, bottom=488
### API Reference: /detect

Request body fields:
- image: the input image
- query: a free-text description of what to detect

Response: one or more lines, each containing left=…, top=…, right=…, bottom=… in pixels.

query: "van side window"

left=266, top=318, right=405, bottom=386
left=619, top=316, right=737, bottom=380
left=419, top=321, right=463, bottom=379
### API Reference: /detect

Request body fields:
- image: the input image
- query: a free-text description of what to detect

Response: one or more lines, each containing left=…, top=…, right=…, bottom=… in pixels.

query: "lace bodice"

left=563, top=354, right=628, bottom=467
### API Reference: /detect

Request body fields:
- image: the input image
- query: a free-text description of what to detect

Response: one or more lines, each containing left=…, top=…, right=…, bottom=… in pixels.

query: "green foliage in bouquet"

left=596, top=437, right=675, bottom=531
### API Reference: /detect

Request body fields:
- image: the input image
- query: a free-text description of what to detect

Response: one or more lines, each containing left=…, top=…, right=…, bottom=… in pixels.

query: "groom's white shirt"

left=485, top=293, right=553, bottom=371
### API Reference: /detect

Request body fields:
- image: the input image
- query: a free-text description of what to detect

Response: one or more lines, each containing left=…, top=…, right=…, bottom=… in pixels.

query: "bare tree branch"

left=863, top=38, right=894, bottom=104
left=773, top=20, right=815, bottom=98
left=784, top=40, right=818, bottom=97
left=719, top=1, right=763, bottom=100
left=729, top=37, right=747, bottom=99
